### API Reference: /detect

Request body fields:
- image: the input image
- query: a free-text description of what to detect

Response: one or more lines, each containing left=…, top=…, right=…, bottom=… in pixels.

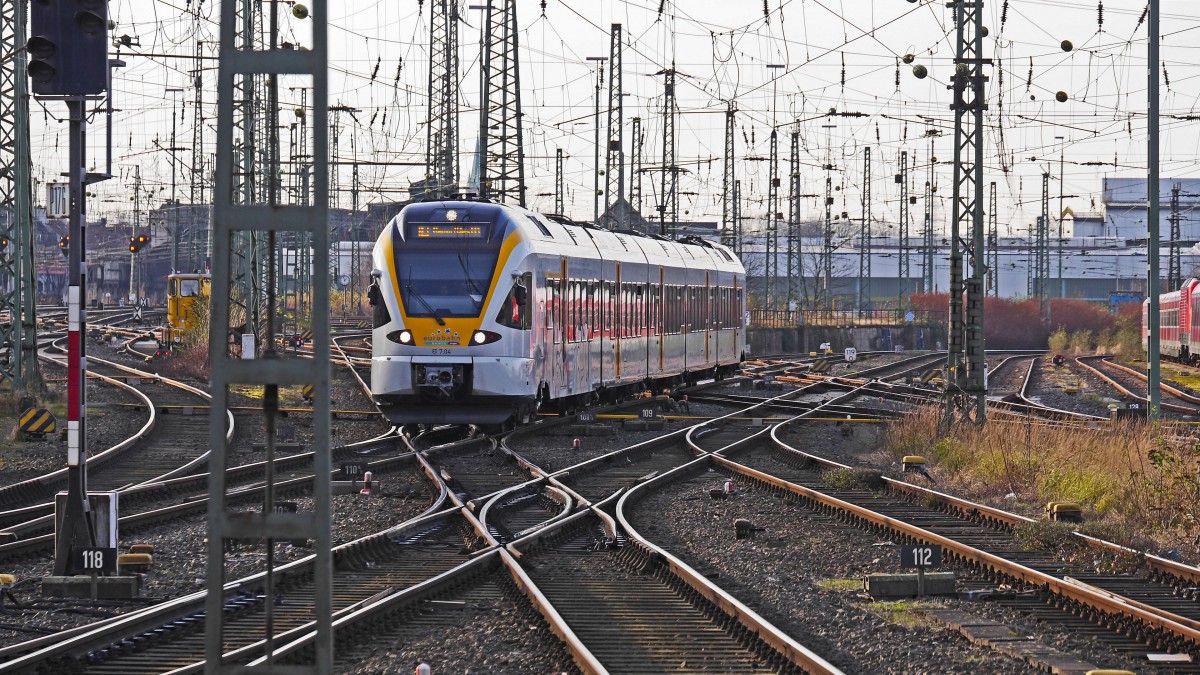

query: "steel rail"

left=766, top=411, right=1200, bottom=613
left=614, top=456, right=845, bottom=675
left=1074, top=355, right=1200, bottom=415
left=715, top=454, right=1200, bottom=652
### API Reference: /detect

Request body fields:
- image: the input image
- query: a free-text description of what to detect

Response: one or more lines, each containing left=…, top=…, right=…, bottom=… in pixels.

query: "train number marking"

left=430, top=348, right=451, bottom=355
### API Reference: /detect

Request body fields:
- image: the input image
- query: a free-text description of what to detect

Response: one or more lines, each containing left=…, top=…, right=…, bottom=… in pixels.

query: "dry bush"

left=155, top=343, right=211, bottom=382
left=884, top=407, right=1200, bottom=545
left=155, top=294, right=212, bottom=383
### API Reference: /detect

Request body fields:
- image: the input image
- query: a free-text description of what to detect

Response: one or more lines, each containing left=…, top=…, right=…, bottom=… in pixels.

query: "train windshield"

left=394, top=249, right=500, bottom=318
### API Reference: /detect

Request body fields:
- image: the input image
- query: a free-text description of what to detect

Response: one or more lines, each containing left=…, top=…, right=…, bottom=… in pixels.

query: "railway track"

left=0, top=349, right=235, bottom=520
left=1076, top=355, right=1200, bottom=416
left=5, top=352, right=1197, bottom=672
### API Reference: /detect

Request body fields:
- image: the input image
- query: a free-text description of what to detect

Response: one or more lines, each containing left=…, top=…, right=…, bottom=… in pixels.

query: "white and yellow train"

left=369, top=200, right=746, bottom=426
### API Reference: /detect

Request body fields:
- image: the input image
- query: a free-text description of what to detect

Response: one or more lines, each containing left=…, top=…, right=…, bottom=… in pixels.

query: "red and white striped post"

left=52, top=99, right=96, bottom=575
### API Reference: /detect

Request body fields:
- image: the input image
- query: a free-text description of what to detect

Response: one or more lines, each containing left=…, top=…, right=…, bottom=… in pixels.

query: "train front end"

left=369, top=201, right=536, bottom=426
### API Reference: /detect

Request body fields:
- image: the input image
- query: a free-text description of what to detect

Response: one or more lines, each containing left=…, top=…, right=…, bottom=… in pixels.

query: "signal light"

left=0, top=237, right=8, bottom=252
left=59, top=235, right=69, bottom=258
left=27, top=0, right=110, bottom=96
left=129, top=234, right=150, bottom=253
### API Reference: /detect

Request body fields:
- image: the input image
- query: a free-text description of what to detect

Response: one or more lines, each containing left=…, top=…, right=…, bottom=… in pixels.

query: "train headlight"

left=471, top=330, right=501, bottom=345
left=388, top=329, right=414, bottom=345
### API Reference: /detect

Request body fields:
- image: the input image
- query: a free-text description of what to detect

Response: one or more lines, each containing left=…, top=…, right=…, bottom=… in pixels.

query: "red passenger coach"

left=1144, top=278, right=1200, bottom=362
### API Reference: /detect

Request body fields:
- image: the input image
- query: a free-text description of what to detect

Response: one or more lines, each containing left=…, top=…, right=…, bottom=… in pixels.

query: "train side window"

left=605, top=282, right=615, bottom=335
left=546, top=279, right=557, bottom=336
left=495, top=274, right=532, bottom=330
left=586, top=282, right=596, bottom=338
left=368, top=274, right=390, bottom=328
left=574, top=282, right=581, bottom=341
left=168, top=279, right=179, bottom=297
left=180, top=279, right=200, bottom=297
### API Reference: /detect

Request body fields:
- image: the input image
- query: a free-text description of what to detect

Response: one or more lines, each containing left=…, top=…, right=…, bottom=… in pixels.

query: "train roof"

left=387, top=199, right=744, bottom=274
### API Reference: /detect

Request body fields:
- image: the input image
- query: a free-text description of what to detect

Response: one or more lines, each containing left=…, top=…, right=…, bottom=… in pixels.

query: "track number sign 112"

left=900, top=544, right=942, bottom=568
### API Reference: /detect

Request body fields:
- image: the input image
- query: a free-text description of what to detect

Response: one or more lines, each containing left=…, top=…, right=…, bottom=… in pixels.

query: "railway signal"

left=26, top=0, right=110, bottom=96
left=58, top=235, right=69, bottom=257
left=129, top=234, right=150, bottom=253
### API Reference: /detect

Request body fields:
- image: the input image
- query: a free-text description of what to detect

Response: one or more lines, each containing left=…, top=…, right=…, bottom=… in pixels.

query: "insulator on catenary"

left=1001, top=0, right=1009, bottom=27
left=1137, top=4, right=1148, bottom=30
left=1097, top=1, right=1104, bottom=30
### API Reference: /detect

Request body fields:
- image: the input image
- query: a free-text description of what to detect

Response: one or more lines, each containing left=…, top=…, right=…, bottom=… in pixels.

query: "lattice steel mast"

left=426, top=0, right=459, bottom=198
left=209, top=0, right=332, bottom=669
left=1038, top=172, right=1050, bottom=320
left=0, top=0, right=39, bottom=391
left=944, top=0, right=991, bottom=426
left=898, top=150, right=910, bottom=312
left=988, top=181, right=998, bottom=296
left=787, top=130, right=801, bottom=309
left=857, top=146, right=872, bottom=314
left=822, top=170, right=833, bottom=311
left=1168, top=182, right=1181, bottom=290
left=603, top=23, right=623, bottom=226
left=554, top=147, right=564, bottom=215
left=630, top=116, right=643, bottom=223
left=766, top=130, right=779, bottom=308
left=657, top=66, right=677, bottom=237
left=478, top=0, right=524, bottom=205
left=721, top=102, right=735, bottom=249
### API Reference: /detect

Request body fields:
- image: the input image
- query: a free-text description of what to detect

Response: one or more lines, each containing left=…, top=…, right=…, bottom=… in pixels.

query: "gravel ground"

left=1026, top=357, right=1121, bottom=417
left=339, top=579, right=578, bottom=675
left=628, top=472, right=1154, bottom=674
left=511, top=402, right=733, bottom=469
left=0, top=360, right=149, bottom=484
left=0, top=468, right=434, bottom=649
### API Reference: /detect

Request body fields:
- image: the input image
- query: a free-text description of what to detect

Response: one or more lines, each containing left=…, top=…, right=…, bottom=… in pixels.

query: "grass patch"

left=866, top=601, right=936, bottom=629
left=816, top=578, right=863, bottom=593
left=822, top=467, right=886, bottom=491
left=1161, top=365, right=1200, bottom=391
left=1013, top=521, right=1082, bottom=553
left=883, top=406, right=1200, bottom=552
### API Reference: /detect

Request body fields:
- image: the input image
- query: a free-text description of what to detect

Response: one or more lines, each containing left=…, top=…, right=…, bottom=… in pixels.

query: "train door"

left=705, top=272, right=712, bottom=366
left=657, top=267, right=664, bottom=373
left=615, top=263, right=622, bottom=380
left=559, top=257, right=569, bottom=394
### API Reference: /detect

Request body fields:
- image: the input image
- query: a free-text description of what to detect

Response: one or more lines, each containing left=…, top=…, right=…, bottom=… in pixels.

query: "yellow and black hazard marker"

left=19, top=408, right=57, bottom=439
left=356, top=321, right=369, bottom=329
left=301, top=384, right=315, bottom=402
left=919, top=369, right=942, bottom=384
left=810, top=358, right=831, bottom=374
left=298, top=329, right=313, bottom=342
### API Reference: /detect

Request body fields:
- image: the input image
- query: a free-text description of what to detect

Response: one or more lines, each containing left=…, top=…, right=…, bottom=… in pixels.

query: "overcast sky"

left=30, top=0, right=1200, bottom=237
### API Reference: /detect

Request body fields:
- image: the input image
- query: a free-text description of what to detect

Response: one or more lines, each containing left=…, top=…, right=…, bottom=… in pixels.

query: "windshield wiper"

left=407, top=265, right=445, bottom=326
left=458, top=253, right=483, bottom=307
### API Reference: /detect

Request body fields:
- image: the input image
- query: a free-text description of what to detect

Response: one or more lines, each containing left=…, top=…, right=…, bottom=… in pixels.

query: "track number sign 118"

left=75, top=547, right=117, bottom=574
